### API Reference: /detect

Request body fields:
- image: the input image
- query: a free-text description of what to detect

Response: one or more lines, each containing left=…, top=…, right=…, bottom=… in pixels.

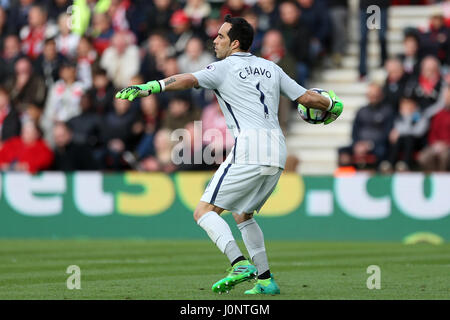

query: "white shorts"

left=201, top=157, right=283, bottom=215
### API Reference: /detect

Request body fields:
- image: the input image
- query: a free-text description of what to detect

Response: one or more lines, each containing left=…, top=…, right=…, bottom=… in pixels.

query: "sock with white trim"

left=237, top=218, right=270, bottom=278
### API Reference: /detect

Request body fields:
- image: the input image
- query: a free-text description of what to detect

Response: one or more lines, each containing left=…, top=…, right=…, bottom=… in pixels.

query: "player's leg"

left=234, top=212, right=280, bottom=295
left=234, top=212, right=271, bottom=280
left=195, top=202, right=257, bottom=293
left=194, top=201, right=247, bottom=267
left=235, top=167, right=283, bottom=294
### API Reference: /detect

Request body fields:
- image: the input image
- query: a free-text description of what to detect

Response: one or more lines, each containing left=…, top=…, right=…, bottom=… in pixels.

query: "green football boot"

left=211, top=260, right=257, bottom=294
left=244, top=275, right=280, bottom=295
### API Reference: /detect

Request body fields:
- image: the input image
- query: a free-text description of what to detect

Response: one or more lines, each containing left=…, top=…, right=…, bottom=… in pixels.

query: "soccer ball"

left=297, top=88, right=330, bottom=124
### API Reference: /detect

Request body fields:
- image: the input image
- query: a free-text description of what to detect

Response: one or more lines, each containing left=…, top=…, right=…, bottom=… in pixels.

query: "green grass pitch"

left=0, top=240, right=449, bottom=300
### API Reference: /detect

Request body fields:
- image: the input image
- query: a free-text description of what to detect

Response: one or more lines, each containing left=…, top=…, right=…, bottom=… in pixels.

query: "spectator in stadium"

left=88, top=68, right=115, bottom=115
left=381, top=97, right=429, bottom=173
left=140, top=32, right=174, bottom=83
left=328, top=0, right=348, bottom=67
left=75, top=36, right=99, bottom=90
left=157, top=56, right=188, bottom=109
left=382, top=58, right=409, bottom=114
left=417, top=84, right=450, bottom=172
left=46, top=0, right=71, bottom=23
left=51, top=121, right=99, bottom=171
left=338, top=83, right=394, bottom=169
left=139, top=128, right=177, bottom=173
left=261, top=29, right=297, bottom=82
left=201, top=98, right=235, bottom=164
left=169, top=9, right=195, bottom=56
left=183, top=0, right=211, bottom=36
left=175, top=121, right=215, bottom=171
left=146, top=0, right=176, bottom=36
left=0, top=87, right=21, bottom=144
left=204, top=8, right=222, bottom=41
left=4, top=56, right=47, bottom=113
left=0, top=35, right=25, bottom=86
left=242, top=9, right=264, bottom=54
left=404, top=55, right=444, bottom=111
left=220, top=0, right=251, bottom=19
left=0, top=6, right=7, bottom=52
left=133, top=94, right=162, bottom=161
left=123, top=0, right=153, bottom=45
left=177, top=37, right=213, bottom=108
left=0, top=120, right=53, bottom=173
left=260, top=29, right=298, bottom=133
left=67, top=92, right=101, bottom=149
left=398, top=31, right=421, bottom=77
left=55, top=13, right=80, bottom=59
left=34, top=37, right=67, bottom=89
left=107, top=0, right=132, bottom=33
left=40, top=61, right=84, bottom=147
left=419, top=10, right=450, bottom=66
left=359, top=0, right=389, bottom=79
left=252, top=0, right=279, bottom=33
left=296, top=0, right=331, bottom=62
left=277, top=1, right=311, bottom=86
left=91, top=12, right=114, bottom=55
left=20, top=4, right=58, bottom=59
left=100, top=31, right=140, bottom=89
left=97, top=97, right=141, bottom=170
left=7, top=0, right=35, bottom=35
left=161, top=93, right=201, bottom=132
left=22, top=103, right=42, bottom=124
left=177, top=37, right=214, bottom=74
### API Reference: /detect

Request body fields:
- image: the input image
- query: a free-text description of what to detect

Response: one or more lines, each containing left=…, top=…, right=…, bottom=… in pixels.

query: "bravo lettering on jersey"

left=239, top=66, right=272, bottom=79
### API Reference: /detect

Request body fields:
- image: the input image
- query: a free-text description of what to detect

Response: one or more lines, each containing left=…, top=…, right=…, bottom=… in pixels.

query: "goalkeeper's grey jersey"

left=192, top=52, right=306, bottom=169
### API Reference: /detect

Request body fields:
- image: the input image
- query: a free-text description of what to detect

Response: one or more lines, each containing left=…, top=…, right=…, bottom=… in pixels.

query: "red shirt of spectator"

left=428, top=107, right=450, bottom=146
left=0, top=121, right=54, bottom=173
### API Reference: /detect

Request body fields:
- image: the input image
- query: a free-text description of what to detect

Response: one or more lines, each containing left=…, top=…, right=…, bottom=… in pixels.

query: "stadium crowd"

left=0, top=0, right=448, bottom=174
left=0, top=0, right=346, bottom=173
left=338, top=0, right=450, bottom=173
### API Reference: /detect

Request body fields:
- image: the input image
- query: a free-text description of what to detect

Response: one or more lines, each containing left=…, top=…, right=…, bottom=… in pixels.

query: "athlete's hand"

left=324, top=90, right=343, bottom=125
left=115, top=80, right=162, bottom=101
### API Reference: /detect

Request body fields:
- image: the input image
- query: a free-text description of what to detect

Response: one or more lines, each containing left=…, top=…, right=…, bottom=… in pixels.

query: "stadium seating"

left=286, top=1, right=444, bottom=175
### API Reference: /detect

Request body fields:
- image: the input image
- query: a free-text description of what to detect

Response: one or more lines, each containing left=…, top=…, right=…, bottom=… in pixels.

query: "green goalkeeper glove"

left=324, top=90, right=343, bottom=125
left=115, top=80, right=162, bottom=101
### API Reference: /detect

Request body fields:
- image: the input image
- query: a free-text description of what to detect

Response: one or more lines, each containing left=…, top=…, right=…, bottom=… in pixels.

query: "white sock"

left=197, top=211, right=238, bottom=254
left=238, top=218, right=269, bottom=275
left=224, top=240, right=244, bottom=265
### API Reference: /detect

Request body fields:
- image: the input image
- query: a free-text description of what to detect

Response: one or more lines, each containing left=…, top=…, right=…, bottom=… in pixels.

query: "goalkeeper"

left=116, top=15, right=343, bottom=295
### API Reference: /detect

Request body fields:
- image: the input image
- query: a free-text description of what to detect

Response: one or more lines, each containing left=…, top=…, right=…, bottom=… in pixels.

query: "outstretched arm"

left=161, top=74, right=199, bottom=91
left=115, top=74, right=199, bottom=101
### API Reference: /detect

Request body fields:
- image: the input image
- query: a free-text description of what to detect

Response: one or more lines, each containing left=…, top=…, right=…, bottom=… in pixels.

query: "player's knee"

left=193, top=210, right=201, bottom=222
left=233, top=212, right=253, bottom=224
left=193, top=208, right=208, bottom=222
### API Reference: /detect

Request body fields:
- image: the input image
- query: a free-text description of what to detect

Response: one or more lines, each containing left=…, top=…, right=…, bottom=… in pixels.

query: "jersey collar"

left=230, top=52, right=253, bottom=57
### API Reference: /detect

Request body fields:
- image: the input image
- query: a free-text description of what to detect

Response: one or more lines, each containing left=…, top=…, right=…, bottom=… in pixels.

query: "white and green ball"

left=297, top=88, right=330, bottom=124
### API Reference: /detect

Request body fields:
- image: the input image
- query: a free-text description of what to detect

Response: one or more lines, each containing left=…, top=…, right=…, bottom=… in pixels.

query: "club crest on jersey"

left=239, top=66, right=272, bottom=80
left=206, top=64, right=215, bottom=71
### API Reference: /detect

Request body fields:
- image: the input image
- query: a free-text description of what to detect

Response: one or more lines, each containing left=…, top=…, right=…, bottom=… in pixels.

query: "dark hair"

left=44, top=37, right=56, bottom=46
left=93, top=68, right=108, bottom=77
left=224, top=14, right=254, bottom=52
